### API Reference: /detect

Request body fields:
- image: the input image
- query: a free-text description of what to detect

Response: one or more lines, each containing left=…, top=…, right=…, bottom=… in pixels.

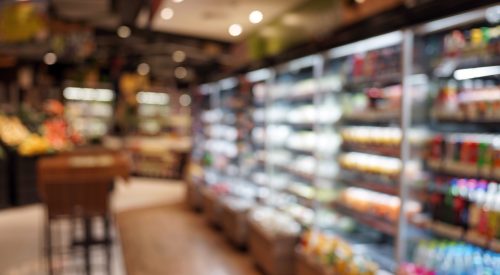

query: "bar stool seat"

left=37, top=150, right=129, bottom=275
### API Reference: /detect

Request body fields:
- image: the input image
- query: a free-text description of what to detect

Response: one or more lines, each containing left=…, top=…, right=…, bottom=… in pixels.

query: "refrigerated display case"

left=298, top=31, right=410, bottom=274
left=400, top=5, right=500, bottom=274
left=193, top=4, right=500, bottom=273
left=63, top=86, right=115, bottom=140
left=201, top=77, right=259, bottom=227
left=136, top=91, right=170, bottom=135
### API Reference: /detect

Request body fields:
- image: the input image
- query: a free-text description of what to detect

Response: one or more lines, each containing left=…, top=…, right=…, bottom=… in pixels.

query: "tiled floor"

left=0, top=178, right=185, bottom=275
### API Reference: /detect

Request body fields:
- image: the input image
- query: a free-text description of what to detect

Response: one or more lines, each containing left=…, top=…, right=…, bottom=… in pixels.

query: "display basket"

left=248, top=218, right=299, bottom=275
left=295, top=248, right=330, bottom=275
left=186, top=180, right=203, bottom=211
left=201, top=188, right=223, bottom=228
left=221, top=200, right=251, bottom=248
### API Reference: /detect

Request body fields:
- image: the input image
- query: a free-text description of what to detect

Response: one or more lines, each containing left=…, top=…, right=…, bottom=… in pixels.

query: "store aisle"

left=116, top=190, right=260, bottom=275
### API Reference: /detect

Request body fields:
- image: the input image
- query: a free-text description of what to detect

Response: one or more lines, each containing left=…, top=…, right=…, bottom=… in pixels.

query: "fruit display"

left=300, top=230, right=379, bottom=275
left=18, top=134, right=51, bottom=156
left=42, top=118, right=81, bottom=152
left=0, top=115, right=31, bottom=147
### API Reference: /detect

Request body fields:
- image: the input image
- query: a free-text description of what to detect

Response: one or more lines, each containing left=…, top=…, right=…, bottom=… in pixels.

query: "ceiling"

left=150, top=0, right=306, bottom=42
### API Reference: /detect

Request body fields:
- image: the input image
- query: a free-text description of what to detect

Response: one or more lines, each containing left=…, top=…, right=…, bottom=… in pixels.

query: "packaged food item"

left=300, top=230, right=379, bottom=275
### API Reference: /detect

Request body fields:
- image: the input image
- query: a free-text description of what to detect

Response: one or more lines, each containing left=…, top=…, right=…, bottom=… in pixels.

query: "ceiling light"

left=355, top=0, right=365, bottom=3
left=454, top=66, right=500, bottom=80
left=161, top=8, right=174, bottom=20
left=172, top=50, right=186, bottom=63
left=228, top=24, right=242, bottom=37
left=63, top=87, right=115, bottom=102
left=249, top=10, right=263, bottom=24
left=172, top=0, right=184, bottom=3
left=43, top=52, right=57, bottom=65
left=137, top=63, right=150, bottom=76
left=179, top=94, right=191, bottom=107
left=174, top=67, right=188, bottom=79
left=117, top=25, right=131, bottom=38
left=137, top=91, right=169, bottom=105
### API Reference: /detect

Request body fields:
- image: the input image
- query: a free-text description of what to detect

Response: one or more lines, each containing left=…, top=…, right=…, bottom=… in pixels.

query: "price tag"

left=464, top=230, right=488, bottom=247
left=431, top=221, right=463, bottom=240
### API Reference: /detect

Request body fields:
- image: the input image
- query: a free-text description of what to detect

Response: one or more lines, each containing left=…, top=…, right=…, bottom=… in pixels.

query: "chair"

left=37, top=150, right=129, bottom=275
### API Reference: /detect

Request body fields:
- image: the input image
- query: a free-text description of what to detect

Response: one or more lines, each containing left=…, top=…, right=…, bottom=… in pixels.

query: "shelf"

left=339, top=169, right=399, bottom=187
left=342, top=113, right=400, bottom=125
left=286, top=147, right=315, bottom=156
left=285, top=122, right=315, bottom=129
left=338, top=176, right=399, bottom=196
left=331, top=202, right=396, bottom=236
left=342, top=74, right=401, bottom=89
left=426, top=162, right=500, bottom=182
left=272, top=93, right=315, bottom=102
left=275, top=165, right=315, bottom=182
left=409, top=216, right=500, bottom=253
left=284, top=189, right=315, bottom=208
left=342, top=144, right=400, bottom=158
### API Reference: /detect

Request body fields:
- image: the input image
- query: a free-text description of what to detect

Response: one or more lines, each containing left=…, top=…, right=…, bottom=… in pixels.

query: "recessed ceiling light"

left=174, top=67, right=188, bottom=79
left=228, top=24, right=242, bottom=37
left=44, top=52, right=57, bottom=65
left=161, top=8, right=174, bottom=20
left=249, top=10, right=263, bottom=24
left=172, top=50, right=186, bottom=63
left=172, top=0, right=184, bottom=3
left=355, top=0, right=365, bottom=3
left=137, top=63, right=150, bottom=76
left=117, top=25, right=131, bottom=38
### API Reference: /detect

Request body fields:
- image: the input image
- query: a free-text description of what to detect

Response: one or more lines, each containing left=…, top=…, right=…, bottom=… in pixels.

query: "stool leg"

left=84, top=218, right=92, bottom=275
left=45, top=219, right=54, bottom=275
left=104, top=215, right=112, bottom=275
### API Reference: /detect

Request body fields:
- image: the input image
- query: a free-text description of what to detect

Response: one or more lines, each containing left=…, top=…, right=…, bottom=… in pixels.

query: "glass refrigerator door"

left=265, top=55, right=321, bottom=228
left=401, top=5, right=500, bottom=274
left=243, top=69, right=273, bottom=205
left=303, top=31, right=407, bottom=274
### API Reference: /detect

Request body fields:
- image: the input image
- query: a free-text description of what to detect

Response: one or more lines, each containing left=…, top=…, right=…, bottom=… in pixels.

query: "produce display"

left=18, top=134, right=51, bottom=156
left=300, top=230, right=379, bottom=275
left=0, top=115, right=30, bottom=147
left=249, top=207, right=301, bottom=237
